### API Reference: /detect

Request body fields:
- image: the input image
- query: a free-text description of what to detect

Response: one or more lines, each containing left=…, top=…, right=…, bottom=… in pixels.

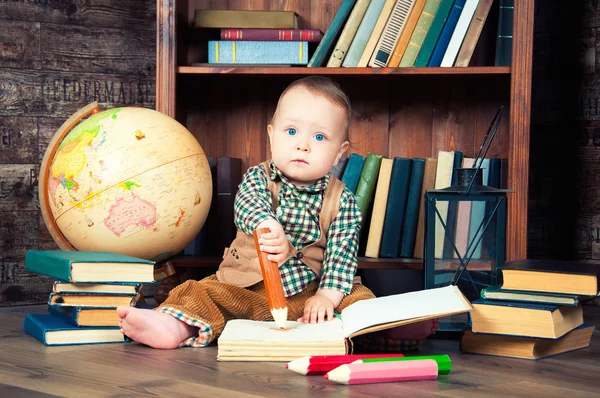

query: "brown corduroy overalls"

left=157, top=162, right=374, bottom=342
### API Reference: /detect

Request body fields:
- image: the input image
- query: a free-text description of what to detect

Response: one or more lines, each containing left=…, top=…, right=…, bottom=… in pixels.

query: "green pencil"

left=352, top=354, right=452, bottom=375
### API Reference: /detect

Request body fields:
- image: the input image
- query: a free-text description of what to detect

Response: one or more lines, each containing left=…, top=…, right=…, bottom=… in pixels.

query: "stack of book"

left=194, top=9, right=323, bottom=65
left=460, top=259, right=598, bottom=359
left=22, top=250, right=155, bottom=346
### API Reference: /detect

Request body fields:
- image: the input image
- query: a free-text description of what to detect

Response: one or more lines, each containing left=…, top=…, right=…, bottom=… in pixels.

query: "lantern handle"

left=467, top=106, right=504, bottom=194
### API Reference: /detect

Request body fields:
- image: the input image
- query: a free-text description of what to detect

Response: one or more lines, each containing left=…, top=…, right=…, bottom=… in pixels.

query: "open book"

left=217, top=285, right=473, bottom=361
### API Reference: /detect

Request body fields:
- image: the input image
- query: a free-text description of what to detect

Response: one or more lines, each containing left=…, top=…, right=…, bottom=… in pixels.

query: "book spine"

left=454, top=0, right=494, bottom=67
left=340, top=153, right=366, bottom=194
left=208, top=41, right=309, bottom=65
left=354, top=153, right=383, bottom=220
left=399, top=158, right=426, bottom=257
left=327, top=0, right=372, bottom=67
left=442, top=151, right=463, bottom=259
left=413, top=157, right=438, bottom=258
left=195, top=10, right=298, bottom=29
left=399, top=0, right=443, bottom=67
left=342, top=0, right=387, bottom=67
left=414, top=0, right=456, bottom=67
left=426, top=0, right=467, bottom=67
left=365, top=158, right=395, bottom=258
left=22, top=314, right=48, bottom=345
left=25, top=251, right=72, bottom=281
left=387, top=0, right=427, bottom=67
left=440, top=0, right=480, bottom=67
left=308, top=0, right=358, bottom=67
left=356, top=0, right=398, bottom=67
left=494, top=0, right=513, bottom=66
left=369, top=0, right=417, bottom=67
left=433, top=150, right=454, bottom=259
left=220, top=29, right=323, bottom=42
left=380, top=158, right=413, bottom=258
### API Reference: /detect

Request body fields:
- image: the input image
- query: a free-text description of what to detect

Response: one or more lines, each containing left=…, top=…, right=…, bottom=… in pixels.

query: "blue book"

left=23, top=313, right=128, bottom=346
left=25, top=250, right=155, bottom=283
left=308, top=0, right=357, bottom=67
left=341, top=153, right=366, bottom=194
left=342, top=0, right=387, bottom=67
left=400, top=158, right=426, bottom=257
left=208, top=41, right=309, bottom=65
left=380, top=158, right=412, bottom=258
left=428, top=0, right=467, bottom=66
left=414, top=0, right=457, bottom=67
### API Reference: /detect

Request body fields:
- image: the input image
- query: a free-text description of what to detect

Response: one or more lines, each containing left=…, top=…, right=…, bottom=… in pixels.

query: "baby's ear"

left=334, top=141, right=349, bottom=165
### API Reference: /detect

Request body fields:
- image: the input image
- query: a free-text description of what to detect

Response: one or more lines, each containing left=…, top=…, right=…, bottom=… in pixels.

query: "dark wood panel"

left=0, top=0, right=156, bottom=29
left=0, top=20, right=41, bottom=69
left=40, top=24, right=155, bottom=75
left=0, top=165, right=38, bottom=211
left=0, top=117, right=38, bottom=164
left=36, top=117, right=63, bottom=164
left=0, top=70, right=154, bottom=117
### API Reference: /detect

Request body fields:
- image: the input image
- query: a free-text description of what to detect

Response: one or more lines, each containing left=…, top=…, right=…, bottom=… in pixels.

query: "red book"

left=286, top=354, right=404, bottom=375
left=220, top=28, right=323, bottom=42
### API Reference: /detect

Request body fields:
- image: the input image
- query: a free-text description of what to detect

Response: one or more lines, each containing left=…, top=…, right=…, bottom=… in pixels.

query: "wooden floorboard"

left=0, top=305, right=599, bottom=397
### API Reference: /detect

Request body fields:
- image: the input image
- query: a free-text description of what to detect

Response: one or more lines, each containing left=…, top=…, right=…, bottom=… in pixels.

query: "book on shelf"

left=25, top=251, right=155, bottom=283
left=498, top=259, right=600, bottom=296
left=52, top=281, right=140, bottom=295
left=194, top=10, right=298, bottom=29
left=494, top=0, right=513, bottom=66
left=207, top=41, right=309, bottom=65
left=308, top=0, right=357, bottom=67
left=399, top=158, right=425, bottom=258
left=340, top=153, right=366, bottom=194
left=387, top=0, right=427, bottom=67
left=440, top=0, right=481, bottom=67
left=48, top=292, right=139, bottom=308
left=426, top=0, right=467, bottom=67
left=48, top=304, right=121, bottom=327
left=454, top=0, right=495, bottom=67
left=342, top=0, right=388, bottom=67
left=413, top=157, right=438, bottom=259
left=327, top=0, right=371, bottom=67
left=400, top=0, right=444, bottom=67
left=460, top=324, right=595, bottom=360
left=354, top=152, right=383, bottom=222
left=220, top=28, right=323, bottom=42
left=413, top=0, right=456, bottom=67
left=217, top=285, right=472, bottom=361
left=369, top=0, right=418, bottom=67
left=469, top=299, right=584, bottom=339
left=379, top=157, right=412, bottom=258
left=356, top=0, right=397, bottom=67
left=480, top=287, right=581, bottom=306
left=442, top=151, right=463, bottom=259
left=23, top=313, right=127, bottom=346
left=433, top=150, right=455, bottom=259
left=365, top=158, right=394, bottom=258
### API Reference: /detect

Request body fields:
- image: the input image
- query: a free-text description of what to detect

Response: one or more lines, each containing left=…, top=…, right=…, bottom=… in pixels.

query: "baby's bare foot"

left=117, top=306, right=197, bottom=349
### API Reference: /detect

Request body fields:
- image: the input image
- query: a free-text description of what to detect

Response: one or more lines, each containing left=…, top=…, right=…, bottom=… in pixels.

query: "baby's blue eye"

left=287, top=128, right=297, bottom=136
left=315, top=133, right=325, bottom=142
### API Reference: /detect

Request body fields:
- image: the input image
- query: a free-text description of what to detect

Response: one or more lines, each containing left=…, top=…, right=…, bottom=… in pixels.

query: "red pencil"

left=286, top=354, right=404, bottom=375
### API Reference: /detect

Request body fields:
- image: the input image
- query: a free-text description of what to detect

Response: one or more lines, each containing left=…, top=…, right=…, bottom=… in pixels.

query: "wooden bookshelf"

left=156, top=0, right=534, bottom=270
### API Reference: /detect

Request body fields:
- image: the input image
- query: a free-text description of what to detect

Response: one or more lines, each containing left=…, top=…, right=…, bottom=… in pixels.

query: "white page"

left=219, top=318, right=345, bottom=343
left=341, top=285, right=471, bottom=337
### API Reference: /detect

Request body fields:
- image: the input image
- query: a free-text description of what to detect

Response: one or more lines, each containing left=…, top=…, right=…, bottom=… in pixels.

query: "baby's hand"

left=298, top=294, right=335, bottom=324
left=256, top=220, right=288, bottom=264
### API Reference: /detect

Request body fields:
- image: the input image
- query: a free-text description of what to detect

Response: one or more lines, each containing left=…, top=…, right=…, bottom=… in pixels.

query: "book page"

left=341, top=285, right=472, bottom=337
left=218, top=318, right=345, bottom=343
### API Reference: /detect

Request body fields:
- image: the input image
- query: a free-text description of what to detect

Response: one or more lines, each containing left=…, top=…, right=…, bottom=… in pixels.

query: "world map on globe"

left=39, top=105, right=212, bottom=262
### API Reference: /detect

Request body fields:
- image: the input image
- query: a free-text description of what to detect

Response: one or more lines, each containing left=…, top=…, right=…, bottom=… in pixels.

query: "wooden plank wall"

left=0, top=0, right=156, bottom=306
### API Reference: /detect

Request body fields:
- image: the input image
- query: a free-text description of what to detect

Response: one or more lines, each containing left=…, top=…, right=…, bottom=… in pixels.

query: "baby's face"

left=268, top=87, right=349, bottom=186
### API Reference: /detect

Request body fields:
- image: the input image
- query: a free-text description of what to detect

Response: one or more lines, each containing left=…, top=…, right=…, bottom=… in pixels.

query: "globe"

left=38, top=103, right=212, bottom=262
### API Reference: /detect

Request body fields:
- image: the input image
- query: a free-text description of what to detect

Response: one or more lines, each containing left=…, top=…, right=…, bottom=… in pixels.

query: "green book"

left=400, top=0, right=443, bottom=67
left=413, top=0, right=456, bottom=67
left=25, top=250, right=155, bottom=283
left=354, top=153, right=383, bottom=221
left=357, top=354, right=452, bottom=375
left=481, top=287, right=581, bottom=306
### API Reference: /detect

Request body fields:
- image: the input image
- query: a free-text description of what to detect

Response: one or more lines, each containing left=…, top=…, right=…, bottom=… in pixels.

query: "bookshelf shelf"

left=177, top=66, right=511, bottom=76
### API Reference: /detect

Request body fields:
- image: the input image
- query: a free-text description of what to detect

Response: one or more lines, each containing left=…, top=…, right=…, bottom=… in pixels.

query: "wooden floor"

left=1, top=305, right=599, bottom=398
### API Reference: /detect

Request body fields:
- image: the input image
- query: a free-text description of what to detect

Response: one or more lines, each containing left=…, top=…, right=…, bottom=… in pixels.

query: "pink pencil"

left=286, top=354, right=404, bottom=375
left=324, top=359, right=438, bottom=385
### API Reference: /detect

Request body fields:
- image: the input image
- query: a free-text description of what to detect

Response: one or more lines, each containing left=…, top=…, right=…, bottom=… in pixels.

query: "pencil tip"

left=285, top=364, right=289, bottom=369
left=324, top=374, right=329, bottom=380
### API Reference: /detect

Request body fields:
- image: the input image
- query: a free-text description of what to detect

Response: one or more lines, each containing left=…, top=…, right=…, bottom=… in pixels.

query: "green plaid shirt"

left=234, top=161, right=362, bottom=297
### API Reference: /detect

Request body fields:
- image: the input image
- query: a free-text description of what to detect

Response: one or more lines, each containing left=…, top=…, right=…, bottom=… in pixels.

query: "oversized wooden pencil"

left=324, top=359, right=438, bottom=385
left=353, top=354, right=451, bottom=375
left=254, top=227, right=287, bottom=329
left=286, top=354, right=405, bottom=375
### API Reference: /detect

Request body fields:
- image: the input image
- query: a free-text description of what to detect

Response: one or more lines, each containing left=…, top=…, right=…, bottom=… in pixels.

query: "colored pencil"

left=355, top=354, right=452, bottom=375
left=286, top=354, right=405, bottom=375
left=254, top=228, right=287, bottom=329
left=325, top=359, right=438, bottom=385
